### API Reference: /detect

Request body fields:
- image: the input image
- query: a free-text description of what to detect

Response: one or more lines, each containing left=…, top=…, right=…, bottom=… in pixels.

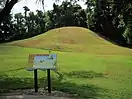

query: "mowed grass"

left=1, top=27, right=132, bottom=98
left=9, top=26, right=132, bottom=54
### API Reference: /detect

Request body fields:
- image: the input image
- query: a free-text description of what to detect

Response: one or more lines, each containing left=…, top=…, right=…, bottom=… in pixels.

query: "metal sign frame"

left=26, top=54, right=57, bottom=93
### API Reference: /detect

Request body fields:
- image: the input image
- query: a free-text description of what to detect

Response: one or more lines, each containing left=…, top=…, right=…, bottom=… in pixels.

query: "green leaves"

left=123, top=23, right=132, bottom=44
left=47, top=1, right=87, bottom=28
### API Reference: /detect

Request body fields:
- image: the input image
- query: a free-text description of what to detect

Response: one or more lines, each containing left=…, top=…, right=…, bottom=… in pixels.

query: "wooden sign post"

left=47, top=69, right=51, bottom=93
left=27, top=54, right=57, bottom=93
left=34, top=69, right=38, bottom=92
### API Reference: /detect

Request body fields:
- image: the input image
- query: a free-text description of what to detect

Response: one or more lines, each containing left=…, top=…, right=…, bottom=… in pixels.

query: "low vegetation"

left=0, top=27, right=132, bottom=99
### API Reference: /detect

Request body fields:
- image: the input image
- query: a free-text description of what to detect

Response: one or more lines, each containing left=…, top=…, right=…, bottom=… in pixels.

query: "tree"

left=0, top=0, right=18, bottom=24
left=0, top=0, right=58, bottom=42
left=47, top=1, right=87, bottom=28
left=85, top=0, right=96, bottom=28
left=13, top=12, right=26, bottom=39
left=0, top=14, right=15, bottom=42
left=89, top=0, right=132, bottom=45
left=23, top=6, right=30, bottom=33
left=123, top=23, right=132, bottom=45
left=123, top=6, right=132, bottom=45
left=36, top=10, right=46, bottom=33
left=28, top=11, right=36, bottom=36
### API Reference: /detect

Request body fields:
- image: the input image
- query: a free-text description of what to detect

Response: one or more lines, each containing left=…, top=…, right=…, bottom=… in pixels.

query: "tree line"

left=0, top=1, right=87, bottom=41
left=0, top=0, right=132, bottom=47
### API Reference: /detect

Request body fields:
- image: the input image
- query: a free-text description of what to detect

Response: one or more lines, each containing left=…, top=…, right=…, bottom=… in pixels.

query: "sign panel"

left=28, top=54, right=57, bottom=70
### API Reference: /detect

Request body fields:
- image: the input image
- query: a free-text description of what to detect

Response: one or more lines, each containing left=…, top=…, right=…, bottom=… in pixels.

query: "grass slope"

left=1, top=27, right=132, bottom=99
left=9, top=27, right=132, bottom=54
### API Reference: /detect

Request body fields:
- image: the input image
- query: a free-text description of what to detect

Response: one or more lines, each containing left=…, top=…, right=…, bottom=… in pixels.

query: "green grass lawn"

left=1, top=44, right=132, bottom=99
left=1, top=27, right=132, bottom=99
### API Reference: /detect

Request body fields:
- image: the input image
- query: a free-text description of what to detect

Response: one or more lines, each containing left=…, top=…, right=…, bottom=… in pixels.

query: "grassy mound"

left=9, top=27, right=132, bottom=54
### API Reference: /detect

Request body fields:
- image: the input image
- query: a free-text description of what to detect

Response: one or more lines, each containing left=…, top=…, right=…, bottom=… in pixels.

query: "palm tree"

left=14, top=12, right=25, bottom=35
left=23, top=6, right=30, bottom=33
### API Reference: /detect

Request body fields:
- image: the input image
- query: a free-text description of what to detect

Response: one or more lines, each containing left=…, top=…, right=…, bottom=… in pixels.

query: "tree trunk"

left=0, top=0, right=18, bottom=24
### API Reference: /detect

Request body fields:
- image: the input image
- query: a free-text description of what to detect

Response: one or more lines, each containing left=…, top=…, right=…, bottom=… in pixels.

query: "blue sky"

left=12, top=0, right=86, bottom=14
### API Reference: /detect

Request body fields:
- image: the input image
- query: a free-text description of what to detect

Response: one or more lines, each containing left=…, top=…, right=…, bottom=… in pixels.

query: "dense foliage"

left=0, top=1, right=87, bottom=42
left=0, top=0, right=132, bottom=47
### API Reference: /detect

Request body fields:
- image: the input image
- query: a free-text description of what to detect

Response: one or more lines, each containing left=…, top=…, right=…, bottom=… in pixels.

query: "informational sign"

left=27, top=53, right=56, bottom=93
left=28, top=54, right=57, bottom=70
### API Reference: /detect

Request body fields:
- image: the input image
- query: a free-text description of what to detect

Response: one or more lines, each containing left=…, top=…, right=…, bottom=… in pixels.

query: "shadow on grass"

left=0, top=71, right=108, bottom=98
left=51, top=71, right=107, bottom=98
left=0, top=74, right=34, bottom=92
left=52, top=81, right=107, bottom=99
left=64, top=71, right=105, bottom=79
